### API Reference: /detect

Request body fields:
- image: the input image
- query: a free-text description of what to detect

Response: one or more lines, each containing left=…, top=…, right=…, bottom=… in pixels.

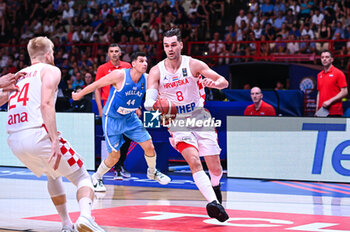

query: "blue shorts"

left=102, top=113, right=151, bottom=153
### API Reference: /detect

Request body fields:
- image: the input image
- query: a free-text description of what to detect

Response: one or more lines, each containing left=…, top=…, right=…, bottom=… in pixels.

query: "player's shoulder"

left=149, top=63, right=161, bottom=74
left=42, top=63, right=61, bottom=73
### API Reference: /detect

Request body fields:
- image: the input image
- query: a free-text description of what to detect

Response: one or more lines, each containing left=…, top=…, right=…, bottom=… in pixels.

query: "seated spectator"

left=235, top=9, right=247, bottom=27
left=299, top=34, right=316, bottom=54
left=288, top=0, right=300, bottom=16
left=301, top=23, right=315, bottom=39
left=244, top=86, right=276, bottom=116
left=332, top=21, right=345, bottom=40
left=299, top=0, right=313, bottom=20
left=72, top=72, right=85, bottom=90
left=248, top=0, right=259, bottom=15
left=274, top=0, right=286, bottom=16
left=311, top=8, right=324, bottom=30
left=208, top=32, right=225, bottom=64
left=286, top=34, right=300, bottom=54
left=272, top=34, right=286, bottom=54
left=285, top=9, right=297, bottom=28
left=289, top=24, right=301, bottom=39
left=273, top=11, right=286, bottom=32
left=260, top=0, right=274, bottom=16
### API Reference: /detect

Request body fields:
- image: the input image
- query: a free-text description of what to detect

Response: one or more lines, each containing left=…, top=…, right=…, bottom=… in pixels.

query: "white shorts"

left=169, top=130, right=221, bottom=157
left=168, top=107, right=221, bottom=157
left=8, top=127, right=84, bottom=179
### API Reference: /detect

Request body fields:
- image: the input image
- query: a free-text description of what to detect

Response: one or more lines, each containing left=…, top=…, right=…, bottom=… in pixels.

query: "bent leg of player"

left=66, top=167, right=105, bottom=232
left=138, top=139, right=171, bottom=185
left=173, top=131, right=228, bottom=222
left=124, top=114, right=171, bottom=185
left=47, top=176, right=74, bottom=232
left=92, top=149, right=121, bottom=192
left=205, top=155, right=223, bottom=204
left=92, top=115, right=125, bottom=191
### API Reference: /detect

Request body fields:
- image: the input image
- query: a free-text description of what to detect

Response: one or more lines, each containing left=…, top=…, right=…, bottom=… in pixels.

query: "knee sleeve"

left=47, top=176, right=65, bottom=198
left=66, top=167, right=93, bottom=190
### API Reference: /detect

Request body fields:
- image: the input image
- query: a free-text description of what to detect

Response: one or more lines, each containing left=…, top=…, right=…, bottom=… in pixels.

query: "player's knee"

left=143, top=142, right=155, bottom=154
left=47, top=176, right=65, bottom=198
left=66, top=167, right=93, bottom=191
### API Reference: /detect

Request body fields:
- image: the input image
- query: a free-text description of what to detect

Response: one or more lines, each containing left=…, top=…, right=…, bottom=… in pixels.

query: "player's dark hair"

left=321, top=50, right=333, bottom=58
left=108, top=43, right=120, bottom=49
left=164, top=28, right=182, bottom=42
left=131, top=52, right=146, bottom=62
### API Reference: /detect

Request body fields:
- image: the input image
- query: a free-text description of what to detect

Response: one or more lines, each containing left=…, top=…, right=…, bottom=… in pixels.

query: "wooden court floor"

left=2, top=169, right=350, bottom=232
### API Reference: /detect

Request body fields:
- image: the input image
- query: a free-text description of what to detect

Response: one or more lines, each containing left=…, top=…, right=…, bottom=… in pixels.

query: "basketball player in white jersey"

left=0, top=37, right=104, bottom=232
left=145, top=28, right=229, bottom=222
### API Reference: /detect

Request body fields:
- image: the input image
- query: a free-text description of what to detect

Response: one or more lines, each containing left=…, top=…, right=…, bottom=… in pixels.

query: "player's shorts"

left=103, top=112, right=151, bottom=153
left=7, top=126, right=84, bottom=179
left=168, top=108, right=221, bottom=157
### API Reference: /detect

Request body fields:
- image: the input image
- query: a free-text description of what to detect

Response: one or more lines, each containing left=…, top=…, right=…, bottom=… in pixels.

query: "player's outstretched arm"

left=72, top=69, right=122, bottom=101
left=41, top=65, right=62, bottom=170
left=144, top=65, right=160, bottom=111
left=190, top=58, right=228, bottom=90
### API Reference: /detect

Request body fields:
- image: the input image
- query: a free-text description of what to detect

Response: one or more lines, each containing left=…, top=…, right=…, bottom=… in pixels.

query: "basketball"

left=153, top=98, right=177, bottom=116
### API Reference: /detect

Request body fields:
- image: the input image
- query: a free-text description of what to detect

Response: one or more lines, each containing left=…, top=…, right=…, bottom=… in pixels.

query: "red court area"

left=25, top=205, right=350, bottom=232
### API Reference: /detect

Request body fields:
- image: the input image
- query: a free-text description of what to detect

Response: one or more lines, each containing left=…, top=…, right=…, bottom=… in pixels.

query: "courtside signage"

left=0, top=112, right=95, bottom=170
left=227, top=116, right=350, bottom=182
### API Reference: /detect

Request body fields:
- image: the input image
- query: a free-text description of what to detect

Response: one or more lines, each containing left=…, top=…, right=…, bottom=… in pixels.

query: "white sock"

left=79, top=197, right=92, bottom=218
left=56, top=203, right=73, bottom=227
left=209, top=170, right=222, bottom=187
left=94, top=161, right=110, bottom=179
left=144, top=155, right=156, bottom=171
left=193, top=170, right=217, bottom=203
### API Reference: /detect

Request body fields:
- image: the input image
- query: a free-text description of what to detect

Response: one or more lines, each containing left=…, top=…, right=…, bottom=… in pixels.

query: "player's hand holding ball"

left=153, top=98, right=177, bottom=125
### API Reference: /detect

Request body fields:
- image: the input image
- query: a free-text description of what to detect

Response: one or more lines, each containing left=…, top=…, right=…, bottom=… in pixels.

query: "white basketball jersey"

left=7, top=63, right=56, bottom=133
left=158, top=55, right=205, bottom=114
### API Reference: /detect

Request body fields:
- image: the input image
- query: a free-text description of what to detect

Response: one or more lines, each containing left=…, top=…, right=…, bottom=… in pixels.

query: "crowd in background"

left=0, top=0, right=349, bottom=110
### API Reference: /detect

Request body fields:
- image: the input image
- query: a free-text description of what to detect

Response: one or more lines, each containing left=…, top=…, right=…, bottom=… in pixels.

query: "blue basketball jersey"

left=103, top=68, right=146, bottom=118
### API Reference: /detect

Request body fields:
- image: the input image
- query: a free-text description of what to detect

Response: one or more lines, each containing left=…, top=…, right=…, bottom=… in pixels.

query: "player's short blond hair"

left=27, top=36, right=54, bottom=59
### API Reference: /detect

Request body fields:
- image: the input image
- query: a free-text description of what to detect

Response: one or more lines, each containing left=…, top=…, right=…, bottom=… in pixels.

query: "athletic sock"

left=94, top=161, right=110, bottom=179
left=79, top=197, right=92, bottom=218
left=144, top=154, right=156, bottom=171
left=209, top=170, right=223, bottom=187
left=56, top=203, right=73, bottom=227
left=193, top=170, right=217, bottom=203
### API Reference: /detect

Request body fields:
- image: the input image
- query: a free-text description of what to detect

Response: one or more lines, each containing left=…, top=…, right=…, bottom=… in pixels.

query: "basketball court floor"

left=1, top=166, right=350, bottom=232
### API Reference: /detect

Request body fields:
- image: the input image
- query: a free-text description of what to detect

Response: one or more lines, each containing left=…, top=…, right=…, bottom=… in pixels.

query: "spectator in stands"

left=288, top=0, right=300, bottom=16
left=235, top=10, right=247, bottom=27
left=311, top=8, right=324, bottom=30
left=248, top=0, right=259, bottom=15
left=273, top=11, right=286, bottom=32
left=72, top=71, right=84, bottom=90
left=316, top=50, right=348, bottom=117
left=289, top=23, right=301, bottom=39
left=260, top=0, right=274, bottom=16
left=285, top=9, right=297, bottom=28
left=244, top=86, right=276, bottom=116
left=332, top=21, right=345, bottom=39
left=274, top=0, right=286, bottom=16
left=299, top=34, right=316, bottom=54
left=208, top=32, right=225, bottom=65
left=287, top=34, right=300, bottom=54
left=277, top=22, right=289, bottom=39
left=273, top=34, right=286, bottom=54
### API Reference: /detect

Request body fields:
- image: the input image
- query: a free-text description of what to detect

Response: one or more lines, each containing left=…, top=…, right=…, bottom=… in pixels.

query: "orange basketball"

left=153, top=98, right=177, bottom=116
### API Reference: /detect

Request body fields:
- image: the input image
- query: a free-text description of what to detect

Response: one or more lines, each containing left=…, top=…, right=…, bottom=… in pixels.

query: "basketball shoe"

left=147, top=168, right=171, bottom=185
left=61, top=225, right=74, bottom=232
left=206, top=200, right=229, bottom=222
left=91, top=174, right=106, bottom=192
left=75, top=215, right=105, bottom=232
